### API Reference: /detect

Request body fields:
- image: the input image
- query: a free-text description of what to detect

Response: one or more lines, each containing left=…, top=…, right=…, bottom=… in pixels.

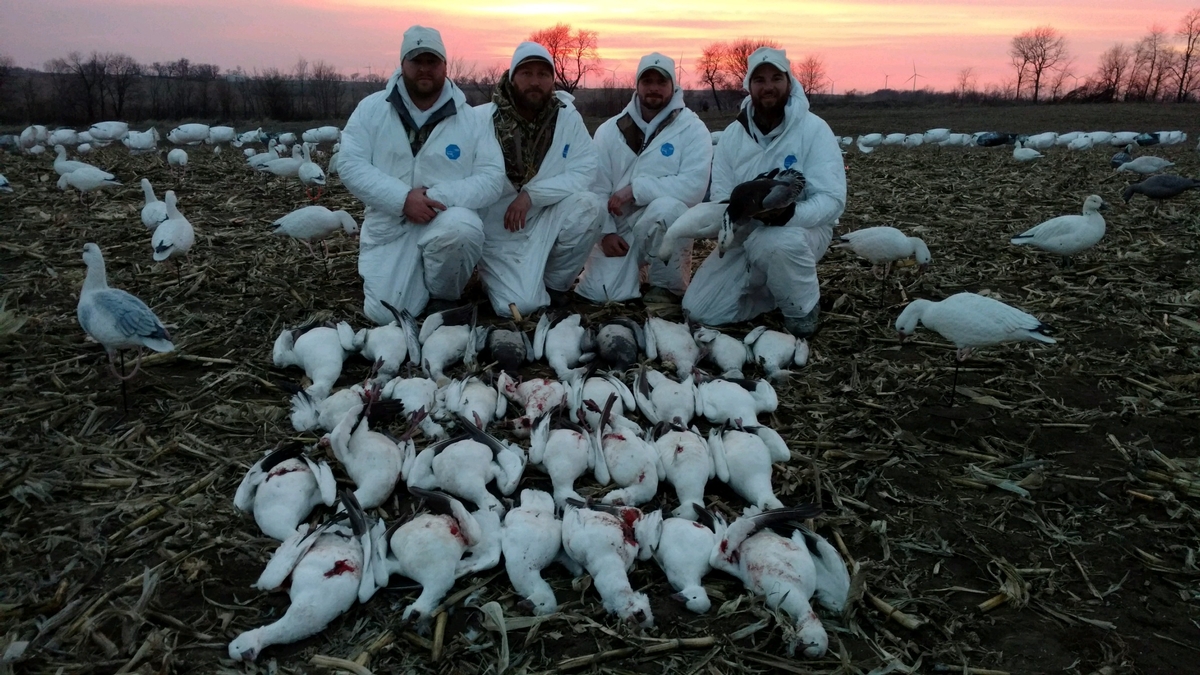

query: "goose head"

left=894, top=299, right=931, bottom=342
left=228, top=629, right=263, bottom=662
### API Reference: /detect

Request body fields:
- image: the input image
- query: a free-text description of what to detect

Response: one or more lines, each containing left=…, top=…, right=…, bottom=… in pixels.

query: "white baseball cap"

left=636, top=53, right=675, bottom=84
left=402, top=26, right=446, bottom=61
left=510, top=41, right=554, bottom=75
left=743, top=47, right=791, bottom=90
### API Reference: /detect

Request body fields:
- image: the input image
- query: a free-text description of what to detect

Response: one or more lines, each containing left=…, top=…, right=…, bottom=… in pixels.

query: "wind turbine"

left=676, top=53, right=689, bottom=86
left=883, top=73, right=889, bottom=89
left=905, top=62, right=923, bottom=93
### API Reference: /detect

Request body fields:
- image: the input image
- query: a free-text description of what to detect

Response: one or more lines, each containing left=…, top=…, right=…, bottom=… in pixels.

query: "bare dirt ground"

left=1, top=105, right=1199, bottom=675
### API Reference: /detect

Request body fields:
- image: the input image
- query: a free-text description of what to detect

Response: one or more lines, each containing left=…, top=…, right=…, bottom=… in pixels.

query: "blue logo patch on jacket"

left=562, top=144, right=570, bottom=158
left=661, top=143, right=674, bottom=157
left=784, top=154, right=797, bottom=169
left=446, top=144, right=461, bottom=160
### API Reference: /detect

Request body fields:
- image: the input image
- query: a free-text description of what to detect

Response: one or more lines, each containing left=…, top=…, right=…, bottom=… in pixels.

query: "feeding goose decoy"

left=139, top=179, right=168, bottom=230
left=271, top=205, right=360, bottom=262
left=1012, top=140, right=1042, bottom=161
left=77, top=243, right=174, bottom=411
left=743, top=326, right=809, bottom=379
left=591, top=393, right=663, bottom=507
left=419, top=304, right=476, bottom=385
left=1116, top=156, right=1174, bottom=174
left=649, top=506, right=725, bottom=613
left=561, top=498, right=656, bottom=627
left=123, top=128, right=160, bottom=154
left=649, top=421, right=713, bottom=520
left=501, top=489, right=567, bottom=615
left=272, top=321, right=358, bottom=400
left=234, top=444, right=337, bottom=540
left=1010, top=194, right=1107, bottom=267
left=834, top=225, right=931, bottom=304
left=167, top=123, right=210, bottom=145
left=53, top=145, right=111, bottom=177
left=708, top=423, right=789, bottom=510
left=402, top=416, right=525, bottom=514
left=895, top=292, right=1056, bottom=405
left=1110, top=144, right=1134, bottom=169
left=645, top=314, right=700, bottom=379
left=497, top=372, right=567, bottom=436
left=856, top=133, right=882, bottom=154
left=634, top=366, right=698, bottom=426
left=1023, top=132, right=1057, bottom=150
left=534, top=312, right=595, bottom=383
left=1067, top=134, right=1094, bottom=151
left=57, top=167, right=121, bottom=197
left=709, top=504, right=849, bottom=659
left=371, top=487, right=483, bottom=628
left=166, top=148, right=188, bottom=177
left=529, top=412, right=593, bottom=507
left=692, top=326, right=749, bottom=379
left=1122, top=174, right=1200, bottom=203
left=717, top=168, right=806, bottom=256
left=228, top=490, right=379, bottom=662
left=151, top=190, right=195, bottom=267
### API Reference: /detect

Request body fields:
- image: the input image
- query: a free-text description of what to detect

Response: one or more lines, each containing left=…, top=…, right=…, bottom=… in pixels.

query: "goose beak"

left=1099, top=202, right=1110, bottom=211
left=897, top=331, right=909, bottom=343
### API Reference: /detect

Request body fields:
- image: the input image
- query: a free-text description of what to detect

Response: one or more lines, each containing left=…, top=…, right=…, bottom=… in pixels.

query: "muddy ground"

left=1, top=104, right=1199, bottom=675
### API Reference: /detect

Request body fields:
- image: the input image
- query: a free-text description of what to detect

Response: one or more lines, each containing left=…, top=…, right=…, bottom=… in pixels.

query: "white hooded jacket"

left=477, top=90, right=599, bottom=211
left=711, top=77, right=845, bottom=231
left=592, top=88, right=712, bottom=234
left=339, top=70, right=507, bottom=248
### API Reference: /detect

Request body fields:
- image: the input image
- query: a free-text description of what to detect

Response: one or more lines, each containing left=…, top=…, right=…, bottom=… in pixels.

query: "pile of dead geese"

left=230, top=304, right=848, bottom=662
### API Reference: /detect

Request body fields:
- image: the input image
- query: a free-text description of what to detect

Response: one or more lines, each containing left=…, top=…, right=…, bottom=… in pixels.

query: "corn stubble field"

left=1, top=103, right=1199, bottom=675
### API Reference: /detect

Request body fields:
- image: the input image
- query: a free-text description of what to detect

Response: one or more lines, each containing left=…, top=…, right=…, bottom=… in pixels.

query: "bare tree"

left=722, top=38, right=782, bottom=88
left=1009, top=26, right=1069, bottom=101
left=254, top=67, right=292, bottom=120
left=46, top=51, right=109, bottom=119
left=1091, top=43, right=1132, bottom=100
left=104, top=54, right=142, bottom=118
left=527, top=23, right=601, bottom=92
left=310, top=60, right=345, bottom=119
left=955, top=66, right=977, bottom=99
left=1128, top=28, right=1172, bottom=100
left=0, top=54, right=13, bottom=103
left=1174, top=9, right=1200, bottom=101
left=697, top=43, right=728, bottom=109
left=792, top=55, right=828, bottom=95
left=446, top=58, right=476, bottom=83
left=1046, top=57, right=1076, bottom=99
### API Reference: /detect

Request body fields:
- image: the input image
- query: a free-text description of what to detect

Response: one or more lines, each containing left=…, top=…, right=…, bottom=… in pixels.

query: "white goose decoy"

left=243, top=148, right=257, bottom=158
left=207, top=125, right=237, bottom=146
left=166, top=148, right=188, bottom=176
left=855, top=133, right=883, bottom=154
left=151, top=191, right=195, bottom=264
left=54, top=145, right=111, bottom=177
left=693, top=326, right=749, bottom=379
left=77, top=243, right=174, bottom=405
left=139, top=179, right=168, bottom=230
left=277, top=132, right=298, bottom=147
left=1012, top=140, right=1043, bottom=161
left=76, top=143, right=92, bottom=155
left=346, top=300, right=419, bottom=382
left=27, top=144, right=46, bottom=156
left=709, top=505, right=849, bottom=659
left=833, top=226, right=931, bottom=294
left=0, top=174, right=11, bottom=193
left=271, top=205, right=359, bottom=259
left=437, top=376, right=505, bottom=430
left=57, top=167, right=121, bottom=196
left=88, top=121, right=129, bottom=142
left=238, top=128, right=264, bottom=145
left=634, top=367, right=698, bottom=426
left=247, top=140, right=280, bottom=168
left=901, top=133, right=923, bottom=148
left=649, top=421, right=713, bottom=519
left=123, top=128, right=160, bottom=154
left=168, top=123, right=210, bottom=145
left=1067, top=135, right=1094, bottom=151
left=272, top=322, right=358, bottom=399
left=561, top=500, right=655, bottom=627
left=327, top=142, right=341, bottom=176
left=529, top=412, right=593, bottom=507
left=298, top=152, right=327, bottom=200
left=708, top=425, right=788, bottom=510
left=419, top=304, right=476, bottom=385
left=534, top=313, right=594, bottom=383
left=1110, top=131, right=1140, bottom=146
left=497, top=373, right=566, bottom=436
left=923, top=128, right=950, bottom=144
left=403, top=418, right=525, bottom=514
left=258, top=143, right=307, bottom=178
left=1023, top=131, right=1057, bottom=150
left=647, top=507, right=724, bottom=613
left=645, top=314, right=700, bottom=378
left=881, top=132, right=905, bottom=146
left=234, top=444, right=337, bottom=540
left=1010, top=194, right=1107, bottom=266
left=501, top=489, right=567, bottom=614
left=743, top=326, right=809, bottom=379
left=1085, top=131, right=1113, bottom=145
left=372, top=487, right=483, bottom=627
left=381, top=375, right=447, bottom=440
left=1116, top=155, right=1174, bottom=174
left=895, top=292, right=1056, bottom=402
left=47, top=128, right=79, bottom=146
left=323, top=397, right=410, bottom=509
left=229, top=493, right=379, bottom=662
left=655, top=201, right=727, bottom=261
left=591, top=394, right=663, bottom=506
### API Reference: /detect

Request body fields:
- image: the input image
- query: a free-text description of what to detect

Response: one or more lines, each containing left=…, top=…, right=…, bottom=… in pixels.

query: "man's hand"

left=607, top=185, right=635, bottom=216
left=600, top=233, right=630, bottom=257
left=404, top=186, right=446, bottom=224
left=504, top=190, right=533, bottom=232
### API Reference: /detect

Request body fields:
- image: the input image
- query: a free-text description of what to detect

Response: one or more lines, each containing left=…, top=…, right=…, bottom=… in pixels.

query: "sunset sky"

left=4, top=0, right=1199, bottom=92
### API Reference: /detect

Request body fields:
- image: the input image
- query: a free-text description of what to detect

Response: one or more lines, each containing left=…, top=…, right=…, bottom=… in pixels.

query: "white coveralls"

left=339, top=71, right=506, bottom=324
left=575, top=88, right=712, bottom=303
left=475, top=91, right=604, bottom=317
left=681, top=77, right=846, bottom=325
